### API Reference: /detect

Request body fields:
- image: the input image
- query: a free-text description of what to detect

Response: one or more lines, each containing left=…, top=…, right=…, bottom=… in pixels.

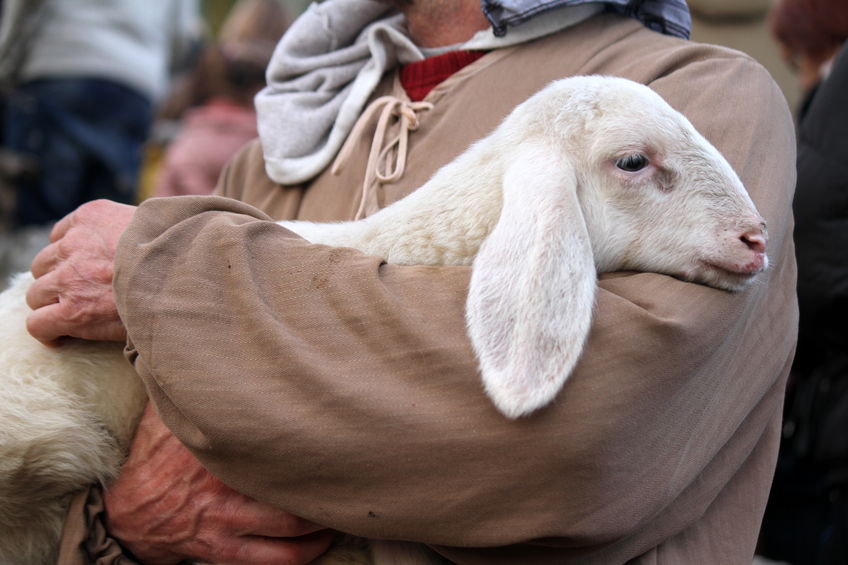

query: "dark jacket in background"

left=760, top=41, right=848, bottom=565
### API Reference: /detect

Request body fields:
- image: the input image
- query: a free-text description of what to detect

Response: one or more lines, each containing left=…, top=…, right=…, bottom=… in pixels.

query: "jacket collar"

left=482, top=0, right=691, bottom=39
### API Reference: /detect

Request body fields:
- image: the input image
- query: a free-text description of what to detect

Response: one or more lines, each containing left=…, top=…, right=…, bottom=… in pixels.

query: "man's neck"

left=401, top=0, right=490, bottom=47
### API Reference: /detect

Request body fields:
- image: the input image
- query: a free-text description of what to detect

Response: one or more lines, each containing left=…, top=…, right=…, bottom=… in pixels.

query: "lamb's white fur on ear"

left=0, top=75, right=770, bottom=564
left=465, top=143, right=595, bottom=418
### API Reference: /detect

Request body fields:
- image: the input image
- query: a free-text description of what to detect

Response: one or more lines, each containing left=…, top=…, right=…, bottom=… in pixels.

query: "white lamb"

left=0, top=76, right=768, bottom=565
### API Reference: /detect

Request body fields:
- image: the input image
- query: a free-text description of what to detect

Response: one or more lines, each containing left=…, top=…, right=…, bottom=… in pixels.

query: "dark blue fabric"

left=481, top=0, right=691, bottom=39
left=3, top=78, right=153, bottom=227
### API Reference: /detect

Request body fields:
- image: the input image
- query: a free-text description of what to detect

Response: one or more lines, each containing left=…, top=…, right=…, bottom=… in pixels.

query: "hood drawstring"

left=331, top=96, right=433, bottom=220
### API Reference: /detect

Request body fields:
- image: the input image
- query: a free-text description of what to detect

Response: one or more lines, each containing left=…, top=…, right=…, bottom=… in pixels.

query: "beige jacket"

left=59, top=13, right=798, bottom=565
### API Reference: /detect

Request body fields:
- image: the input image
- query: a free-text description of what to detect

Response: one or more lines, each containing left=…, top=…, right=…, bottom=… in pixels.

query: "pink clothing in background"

left=154, top=99, right=258, bottom=197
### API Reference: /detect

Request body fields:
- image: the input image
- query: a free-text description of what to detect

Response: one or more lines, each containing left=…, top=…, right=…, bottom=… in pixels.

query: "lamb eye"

left=615, top=154, right=649, bottom=172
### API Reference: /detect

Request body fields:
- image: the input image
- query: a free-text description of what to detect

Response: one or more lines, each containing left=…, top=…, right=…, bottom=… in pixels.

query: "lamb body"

left=0, top=76, right=768, bottom=565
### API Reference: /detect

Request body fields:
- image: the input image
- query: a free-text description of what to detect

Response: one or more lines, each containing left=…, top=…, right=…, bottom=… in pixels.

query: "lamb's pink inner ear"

left=466, top=142, right=596, bottom=418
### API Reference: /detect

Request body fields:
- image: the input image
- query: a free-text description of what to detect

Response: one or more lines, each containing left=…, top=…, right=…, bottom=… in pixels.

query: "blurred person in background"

left=153, top=0, right=291, bottom=199
left=757, top=0, right=848, bottom=563
left=0, top=0, right=201, bottom=281
left=769, top=0, right=848, bottom=115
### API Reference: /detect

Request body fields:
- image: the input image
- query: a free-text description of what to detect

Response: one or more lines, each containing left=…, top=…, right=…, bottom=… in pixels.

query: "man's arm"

left=111, top=57, right=797, bottom=562
left=102, top=404, right=334, bottom=565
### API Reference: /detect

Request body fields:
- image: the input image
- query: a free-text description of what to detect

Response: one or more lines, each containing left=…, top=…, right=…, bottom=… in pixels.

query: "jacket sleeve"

left=112, top=57, right=797, bottom=561
left=56, top=488, right=139, bottom=565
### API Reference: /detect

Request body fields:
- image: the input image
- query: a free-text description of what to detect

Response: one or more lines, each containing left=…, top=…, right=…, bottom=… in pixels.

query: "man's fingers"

left=25, top=302, right=73, bottom=344
left=48, top=207, right=77, bottom=244
left=25, top=258, right=126, bottom=343
left=230, top=497, right=329, bottom=537
left=25, top=269, right=60, bottom=310
left=29, top=241, right=61, bottom=279
left=226, top=530, right=336, bottom=565
left=27, top=303, right=126, bottom=343
left=23, top=200, right=135, bottom=343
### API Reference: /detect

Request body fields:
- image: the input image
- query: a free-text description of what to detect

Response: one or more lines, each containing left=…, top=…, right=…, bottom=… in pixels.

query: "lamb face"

left=552, top=77, right=769, bottom=292
left=470, top=76, right=771, bottom=418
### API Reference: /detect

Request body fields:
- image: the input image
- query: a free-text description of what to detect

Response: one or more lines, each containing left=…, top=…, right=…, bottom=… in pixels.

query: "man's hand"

left=26, top=199, right=136, bottom=344
left=104, top=403, right=335, bottom=565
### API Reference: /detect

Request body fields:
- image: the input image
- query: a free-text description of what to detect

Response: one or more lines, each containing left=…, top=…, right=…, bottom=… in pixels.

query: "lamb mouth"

left=696, top=260, right=760, bottom=290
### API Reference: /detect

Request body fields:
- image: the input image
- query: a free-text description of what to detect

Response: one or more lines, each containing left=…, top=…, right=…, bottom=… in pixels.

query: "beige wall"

left=689, top=0, right=802, bottom=113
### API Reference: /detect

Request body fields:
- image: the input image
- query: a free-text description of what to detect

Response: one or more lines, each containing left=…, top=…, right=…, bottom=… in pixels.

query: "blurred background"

left=0, top=0, right=301, bottom=278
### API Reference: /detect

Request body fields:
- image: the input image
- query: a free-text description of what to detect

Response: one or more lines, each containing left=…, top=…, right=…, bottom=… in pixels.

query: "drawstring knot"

left=331, top=96, right=433, bottom=220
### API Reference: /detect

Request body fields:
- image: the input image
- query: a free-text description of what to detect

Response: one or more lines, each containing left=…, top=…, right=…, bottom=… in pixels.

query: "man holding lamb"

left=25, top=0, right=797, bottom=564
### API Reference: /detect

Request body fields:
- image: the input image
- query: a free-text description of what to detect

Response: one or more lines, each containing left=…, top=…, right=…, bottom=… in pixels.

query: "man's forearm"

left=112, top=194, right=794, bottom=550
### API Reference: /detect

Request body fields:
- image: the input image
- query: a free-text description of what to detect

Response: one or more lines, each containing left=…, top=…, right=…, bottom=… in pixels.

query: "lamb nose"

left=740, top=225, right=767, bottom=253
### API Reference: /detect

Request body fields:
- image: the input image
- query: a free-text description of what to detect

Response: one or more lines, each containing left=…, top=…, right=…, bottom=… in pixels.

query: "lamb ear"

left=466, top=142, right=596, bottom=418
